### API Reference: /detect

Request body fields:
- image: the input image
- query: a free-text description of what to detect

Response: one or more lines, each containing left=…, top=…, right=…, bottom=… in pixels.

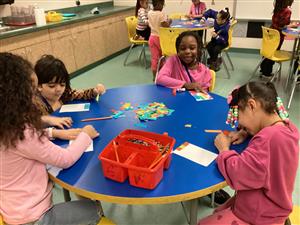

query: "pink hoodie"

left=156, top=55, right=211, bottom=91
left=217, top=121, right=299, bottom=224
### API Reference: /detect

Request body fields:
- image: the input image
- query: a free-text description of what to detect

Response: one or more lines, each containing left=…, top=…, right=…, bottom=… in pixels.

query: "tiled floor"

left=52, top=47, right=300, bottom=225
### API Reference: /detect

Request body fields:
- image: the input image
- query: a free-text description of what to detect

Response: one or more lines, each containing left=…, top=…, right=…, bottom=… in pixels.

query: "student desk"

left=170, top=19, right=214, bottom=44
left=50, top=84, right=246, bottom=225
left=282, top=26, right=300, bottom=90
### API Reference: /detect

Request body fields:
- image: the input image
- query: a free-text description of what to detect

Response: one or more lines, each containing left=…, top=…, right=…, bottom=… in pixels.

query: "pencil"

left=113, top=141, right=120, bottom=162
left=81, top=116, right=113, bottom=122
left=204, top=129, right=222, bottom=133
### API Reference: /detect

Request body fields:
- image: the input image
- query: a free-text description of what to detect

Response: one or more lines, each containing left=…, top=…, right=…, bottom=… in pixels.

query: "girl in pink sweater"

left=156, top=31, right=211, bottom=92
left=198, top=81, right=299, bottom=225
left=0, top=53, right=101, bottom=225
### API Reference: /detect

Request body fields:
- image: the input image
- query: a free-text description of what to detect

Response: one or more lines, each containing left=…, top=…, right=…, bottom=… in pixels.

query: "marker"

left=81, top=116, right=113, bottom=122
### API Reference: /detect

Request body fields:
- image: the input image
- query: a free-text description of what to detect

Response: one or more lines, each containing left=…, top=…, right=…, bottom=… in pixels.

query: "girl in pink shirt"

left=0, top=53, right=101, bottom=225
left=188, top=0, right=206, bottom=19
left=156, top=31, right=212, bottom=92
left=198, top=82, right=299, bottom=225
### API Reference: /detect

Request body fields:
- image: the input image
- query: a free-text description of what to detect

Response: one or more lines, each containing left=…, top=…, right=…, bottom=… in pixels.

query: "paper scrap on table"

left=173, top=142, right=217, bottom=167
left=189, top=91, right=213, bottom=101
left=46, top=164, right=62, bottom=177
left=69, top=140, right=93, bottom=152
left=59, top=103, right=90, bottom=113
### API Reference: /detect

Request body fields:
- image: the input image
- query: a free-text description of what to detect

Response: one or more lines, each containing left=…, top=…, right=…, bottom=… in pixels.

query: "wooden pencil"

left=81, top=116, right=113, bottom=122
left=113, top=141, right=120, bottom=162
left=204, top=129, right=222, bottom=133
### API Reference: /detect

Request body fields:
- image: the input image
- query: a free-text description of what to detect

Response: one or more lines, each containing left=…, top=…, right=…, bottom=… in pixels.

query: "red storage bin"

left=99, top=129, right=175, bottom=189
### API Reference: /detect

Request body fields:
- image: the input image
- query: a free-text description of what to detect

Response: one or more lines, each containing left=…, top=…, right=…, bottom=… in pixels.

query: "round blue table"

left=50, top=84, right=246, bottom=225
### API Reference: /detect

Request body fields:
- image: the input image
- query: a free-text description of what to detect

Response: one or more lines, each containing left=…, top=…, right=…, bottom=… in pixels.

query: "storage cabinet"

left=0, top=9, right=134, bottom=74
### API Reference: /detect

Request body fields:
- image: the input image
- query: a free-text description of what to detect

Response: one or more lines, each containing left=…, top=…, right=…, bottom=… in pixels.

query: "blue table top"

left=282, top=26, right=300, bottom=37
left=52, top=84, right=246, bottom=204
left=170, top=19, right=213, bottom=30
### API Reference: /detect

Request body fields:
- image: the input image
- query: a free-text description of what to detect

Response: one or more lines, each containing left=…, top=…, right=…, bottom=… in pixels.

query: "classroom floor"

left=53, top=47, right=299, bottom=225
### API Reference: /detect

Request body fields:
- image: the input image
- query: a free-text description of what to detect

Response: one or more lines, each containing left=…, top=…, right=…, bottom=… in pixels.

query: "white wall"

left=0, top=0, right=110, bottom=17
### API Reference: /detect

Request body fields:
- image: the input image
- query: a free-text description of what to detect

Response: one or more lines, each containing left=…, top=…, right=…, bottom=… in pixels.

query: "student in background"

left=148, top=0, right=172, bottom=81
left=135, top=0, right=151, bottom=40
left=198, top=81, right=299, bottom=225
left=0, top=52, right=101, bottom=225
left=188, top=0, right=206, bottom=46
left=260, top=0, right=294, bottom=77
left=34, top=55, right=105, bottom=115
left=203, top=8, right=230, bottom=71
left=156, top=31, right=211, bottom=92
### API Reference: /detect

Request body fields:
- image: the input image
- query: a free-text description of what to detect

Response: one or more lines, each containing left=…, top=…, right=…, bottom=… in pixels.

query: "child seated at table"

left=135, top=0, right=151, bottom=40
left=202, top=8, right=230, bottom=71
left=148, top=0, right=172, bottom=81
left=188, top=0, right=206, bottom=47
left=198, top=81, right=299, bottom=225
left=0, top=52, right=102, bottom=225
left=33, top=55, right=105, bottom=140
left=156, top=31, right=211, bottom=92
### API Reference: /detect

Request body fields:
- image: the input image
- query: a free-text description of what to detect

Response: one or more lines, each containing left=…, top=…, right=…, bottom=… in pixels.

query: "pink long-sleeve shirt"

left=217, top=121, right=299, bottom=224
left=189, top=2, right=206, bottom=17
left=156, top=55, right=212, bottom=91
left=0, top=128, right=92, bottom=225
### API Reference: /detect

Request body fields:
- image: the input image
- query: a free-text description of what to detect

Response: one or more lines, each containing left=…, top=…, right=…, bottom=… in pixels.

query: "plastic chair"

left=156, top=27, right=185, bottom=76
left=209, top=69, right=216, bottom=92
left=0, top=215, right=4, bottom=225
left=123, top=16, right=148, bottom=68
left=290, top=205, right=300, bottom=225
left=249, top=26, right=292, bottom=82
left=219, top=19, right=237, bottom=79
left=287, top=60, right=300, bottom=109
left=169, top=13, right=186, bottom=20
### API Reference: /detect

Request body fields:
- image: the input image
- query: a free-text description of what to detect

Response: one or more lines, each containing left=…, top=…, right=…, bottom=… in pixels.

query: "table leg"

left=285, top=38, right=299, bottom=91
left=189, top=199, right=198, bottom=225
left=63, top=188, right=71, bottom=202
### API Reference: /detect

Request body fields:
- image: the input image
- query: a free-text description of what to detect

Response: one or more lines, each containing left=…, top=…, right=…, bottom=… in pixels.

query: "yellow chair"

left=124, top=16, right=148, bottom=68
left=219, top=19, right=237, bottom=79
left=169, top=13, right=186, bottom=20
left=209, top=69, right=216, bottom=92
left=287, top=60, right=300, bottom=109
left=249, top=26, right=292, bottom=81
left=156, top=27, right=185, bottom=76
left=0, top=215, right=4, bottom=225
left=290, top=205, right=300, bottom=224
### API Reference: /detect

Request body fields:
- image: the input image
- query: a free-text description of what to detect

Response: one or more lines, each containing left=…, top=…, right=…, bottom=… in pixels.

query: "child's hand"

left=82, top=125, right=100, bottom=139
left=43, top=116, right=73, bottom=129
left=228, top=130, right=248, bottom=145
left=214, top=133, right=231, bottom=153
left=183, top=82, right=205, bottom=93
left=52, top=128, right=82, bottom=140
left=211, top=31, right=218, bottom=38
left=93, top=83, right=106, bottom=95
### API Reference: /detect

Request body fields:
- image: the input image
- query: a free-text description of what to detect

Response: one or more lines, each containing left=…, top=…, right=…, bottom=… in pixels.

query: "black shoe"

left=209, top=189, right=231, bottom=205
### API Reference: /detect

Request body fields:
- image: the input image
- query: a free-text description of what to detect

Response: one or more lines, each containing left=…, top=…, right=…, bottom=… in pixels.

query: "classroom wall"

left=0, top=0, right=110, bottom=17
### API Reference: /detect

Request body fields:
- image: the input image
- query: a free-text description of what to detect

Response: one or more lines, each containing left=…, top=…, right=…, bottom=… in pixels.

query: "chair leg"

left=123, top=44, right=135, bottom=66
left=287, top=71, right=299, bottom=109
left=270, top=62, right=281, bottom=83
left=221, top=56, right=230, bottom=79
left=225, top=51, right=234, bottom=70
left=155, top=56, right=165, bottom=82
left=249, top=57, right=264, bottom=81
left=142, top=44, right=147, bottom=69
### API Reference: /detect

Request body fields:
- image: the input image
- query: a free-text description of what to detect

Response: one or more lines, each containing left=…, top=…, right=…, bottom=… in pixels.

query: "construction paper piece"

left=112, top=110, right=125, bottom=119
left=185, top=124, right=192, bottom=128
left=134, top=102, right=174, bottom=121
left=59, top=103, right=90, bottom=113
left=120, top=102, right=134, bottom=110
left=173, top=142, right=218, bottom=167
left=69, top=140, right=93, bottom=152
left=134, top=123, right=148, bottom=128
left=189, top=91, right=213, bottom=101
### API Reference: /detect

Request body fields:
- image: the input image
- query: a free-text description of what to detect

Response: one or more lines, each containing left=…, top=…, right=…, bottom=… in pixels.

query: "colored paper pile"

left=120, top=102, right=134, bottom=110
left=134, top=102, right=174, bottom=121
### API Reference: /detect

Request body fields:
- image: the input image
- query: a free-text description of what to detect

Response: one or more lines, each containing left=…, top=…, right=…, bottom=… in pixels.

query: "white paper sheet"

left=46, top=164, right=62, bottom=177
left=173, top=143, right=218, bottom=167
left=59, top=103, right=90, bottom=113
left=69, top=140, right=93, bottom=152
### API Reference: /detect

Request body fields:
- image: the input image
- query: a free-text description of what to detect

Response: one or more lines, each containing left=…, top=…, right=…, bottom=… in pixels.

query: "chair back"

left=260, top=26, right=280, bottom=58
left=159, top=27, right=185, bottom=57
left=209, top=69, right=216, bottom=92
left=169, top=13, right=185, bottom=20
left=227, top=19, right=237, bottom=48
left=0, top=214, right=4, bottom=225
left=125, top=16, right=138, bottom=40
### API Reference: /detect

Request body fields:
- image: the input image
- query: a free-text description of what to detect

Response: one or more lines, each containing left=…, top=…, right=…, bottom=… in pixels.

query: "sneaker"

left=207, top=58, right=212, bottom=65
left=208, top=189, right=231, bottom=205
left=260, top=74, right=273, bottom=80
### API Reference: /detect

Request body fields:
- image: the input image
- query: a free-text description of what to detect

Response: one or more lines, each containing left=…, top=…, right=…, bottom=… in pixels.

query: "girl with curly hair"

left=0, top=52, right=102, bottom=225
